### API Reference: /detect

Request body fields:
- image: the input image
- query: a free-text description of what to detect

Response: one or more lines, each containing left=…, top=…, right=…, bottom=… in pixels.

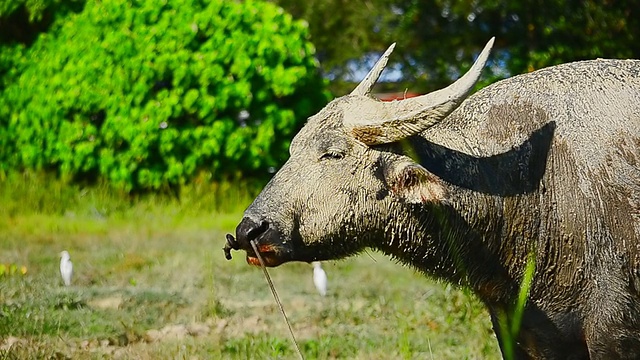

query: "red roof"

left=374, top=92, right=421, bottom=102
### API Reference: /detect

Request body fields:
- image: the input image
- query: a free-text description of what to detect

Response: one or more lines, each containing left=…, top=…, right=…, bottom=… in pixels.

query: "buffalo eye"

left=319, top=150, right=345, bottom=161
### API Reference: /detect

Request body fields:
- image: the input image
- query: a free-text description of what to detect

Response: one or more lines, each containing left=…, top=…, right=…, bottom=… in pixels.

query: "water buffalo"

left=224, top=38, right=640, bottom=359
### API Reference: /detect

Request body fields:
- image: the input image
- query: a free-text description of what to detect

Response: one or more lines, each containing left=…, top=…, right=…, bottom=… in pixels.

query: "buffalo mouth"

left=245, top=242, right=288, bottom=267
left=223, top=229, right=293, bottom=267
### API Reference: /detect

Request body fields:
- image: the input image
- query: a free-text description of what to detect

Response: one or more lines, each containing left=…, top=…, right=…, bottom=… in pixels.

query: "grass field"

left=0, top=174, right=501, bottom=359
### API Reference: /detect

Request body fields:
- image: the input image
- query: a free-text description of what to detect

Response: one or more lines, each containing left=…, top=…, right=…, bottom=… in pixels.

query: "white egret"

left=312, top=261, right=327, bottom=296
left=59, top=250, right=73, bottom=286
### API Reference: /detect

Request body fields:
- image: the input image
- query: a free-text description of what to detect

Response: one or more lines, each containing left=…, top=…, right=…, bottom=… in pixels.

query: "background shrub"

left=0, top=0, right=329, bottom=191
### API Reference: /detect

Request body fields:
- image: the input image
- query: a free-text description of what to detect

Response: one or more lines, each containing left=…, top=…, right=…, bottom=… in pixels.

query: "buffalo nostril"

left=247, top=220, right=269, bottom=241
left=236, top=217, right=270, bottom=245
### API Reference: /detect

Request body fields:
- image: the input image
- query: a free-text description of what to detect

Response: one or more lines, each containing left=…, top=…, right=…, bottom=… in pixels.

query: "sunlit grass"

left=0, top=173, right=500, bottom=359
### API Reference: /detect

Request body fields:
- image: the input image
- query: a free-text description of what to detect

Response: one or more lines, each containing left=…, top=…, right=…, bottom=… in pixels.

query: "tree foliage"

left=275, top=0, right=640, bottom=94
left=3, top=0, right=637, bottom=191
left=0, top=0, right=84, bottom=91
left=0, top=0, right=328, bottom=191
left=0, top=0, right=84, bottom=44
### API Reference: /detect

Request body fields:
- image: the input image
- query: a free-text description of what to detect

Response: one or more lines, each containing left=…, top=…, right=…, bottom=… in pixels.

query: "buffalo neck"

left=373, top=190, right=522, bottom=308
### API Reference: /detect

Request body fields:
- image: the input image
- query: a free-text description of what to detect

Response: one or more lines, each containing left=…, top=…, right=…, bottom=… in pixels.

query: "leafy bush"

left=0, top=0, right=85, bottom=89
left=0, top=0, right=329, bottom=191
left=0, top=0, right=84, bottom=22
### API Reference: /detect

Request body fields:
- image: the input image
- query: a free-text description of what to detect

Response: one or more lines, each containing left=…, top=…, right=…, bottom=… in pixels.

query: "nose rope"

left=250, top=240, right=304, bottom=360
left=223, top=234, right=236, bottom=260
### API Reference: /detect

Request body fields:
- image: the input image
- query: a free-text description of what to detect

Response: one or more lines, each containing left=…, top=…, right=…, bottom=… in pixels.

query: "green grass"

left=0, top=174, right=500, bottom=359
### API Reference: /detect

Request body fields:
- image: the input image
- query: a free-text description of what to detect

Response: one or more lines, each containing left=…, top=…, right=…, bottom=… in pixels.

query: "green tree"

left=0, top=0, right=84, bottom=90
left=0, top=0, right=85, bottom=167
left=275, top=0, right=640, bottom=94
left=0, top=0, right=328, bottom=191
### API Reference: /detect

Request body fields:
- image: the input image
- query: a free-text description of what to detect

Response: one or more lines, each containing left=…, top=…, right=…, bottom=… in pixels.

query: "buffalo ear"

left=385, top=162, right=446, bottom=204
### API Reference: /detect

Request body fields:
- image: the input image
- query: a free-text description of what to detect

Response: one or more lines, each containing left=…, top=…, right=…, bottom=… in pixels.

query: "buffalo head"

left=225, top=38, right=495, bottom=267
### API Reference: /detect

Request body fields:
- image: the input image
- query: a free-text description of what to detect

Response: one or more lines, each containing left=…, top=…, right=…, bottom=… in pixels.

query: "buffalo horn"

left=347, top=37, right=495, bottom=145
left=350, top=43, right=396, bottom=96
